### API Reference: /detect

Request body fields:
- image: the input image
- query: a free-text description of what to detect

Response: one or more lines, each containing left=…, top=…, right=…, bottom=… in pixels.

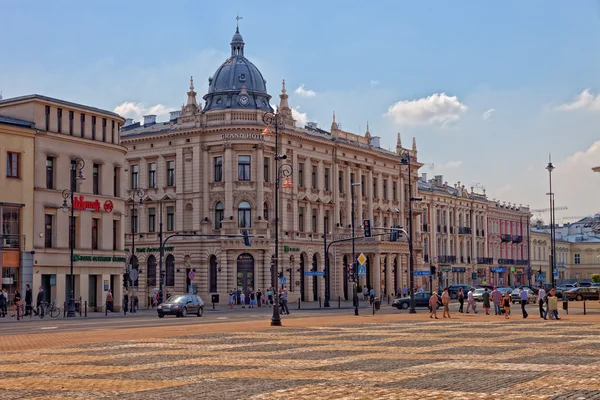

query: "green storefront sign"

left=72, top=254, right=127, bottom=263
left=124, top=246, right=174, bottom=253
left=283, top=246, right=300, bottom=253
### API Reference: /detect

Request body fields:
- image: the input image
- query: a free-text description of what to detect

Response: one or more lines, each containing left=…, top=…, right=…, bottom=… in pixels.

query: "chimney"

left=370, top=136, right=381, bottom=148
left=123, top=118, right=134, bottom=127
left=143, top=115, right=157, bottom=125
left=169, top=111, right=182, bottom=121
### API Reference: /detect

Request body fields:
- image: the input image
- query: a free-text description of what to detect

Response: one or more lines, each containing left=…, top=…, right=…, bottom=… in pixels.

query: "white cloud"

left=295, top=84, right=316, bottom=97
left=384, top=93, right=468, bottom=126
left=555, top=89, right=600, bottom=112
left=482, top=108, right=495, bottom=120
left=113, top=101, right=174, bottom=122
left=438, top=160, right=463, bottom=169
left=292, top=106, right=309, bottom=127
left=369, top=80, right=379, bottom=87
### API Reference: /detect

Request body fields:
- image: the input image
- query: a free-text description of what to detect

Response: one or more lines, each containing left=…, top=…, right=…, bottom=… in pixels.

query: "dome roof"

left=203, top=27, right=272, bottom=112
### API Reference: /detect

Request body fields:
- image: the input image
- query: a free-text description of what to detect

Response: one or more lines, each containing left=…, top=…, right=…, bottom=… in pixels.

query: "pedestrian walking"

left=228, top=290, right=234, bottom=309
left=441, top=288, right=451, bottom=318
left=429, top=291, right=439, bottom=319
left=34, top=286, right=44, bottom=317
left=519, top=286, right=529, bottom=319
left=457, top=288, right=465, bottom=313
left=11, top=289, right=22, bottom=318
left=257, top=289, right=262, bottom=307
left=280, top=286, right=290, bottom=315
left=240, top=292, right=246, bottom=308
left=0, top=289, right=7, bottom=317
left=482, top=288, right=491, bottom=315
left=106, top=289, right=113, bottom=312
left=363, top=287, right=369, bottom=301
left=466, top=288, right=477, bottom=313
left=151, top=291, right=157, bottom=308
left=536, top=285, right=546, bottom=319
left=267, top=287, right=273, bottom=306
left=249, top=291, right=255, bottom=308
left=123, top=292, right=129, bottom=314
left=503, top=293, right=511, bottom=319
left=491, top=287, right=502, bottom=315
left=25, top=284, right=33, bottom=316
left=545, top=289, right=560, bottom=320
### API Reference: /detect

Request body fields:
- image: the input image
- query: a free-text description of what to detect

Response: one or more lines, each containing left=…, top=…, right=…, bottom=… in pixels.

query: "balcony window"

left=311, top=166, right=317, bottom=189
left=214, top=157, right=222, bottom=182
left=93, top=164, right=100, bottom=195
left=57, top=108, right=62, bottom=133
left=264, top=157, right=270, bottom=183
left=263, top=202, right=269, bottom=220
left=215, top=202, right=224, bottom=229
left=393, top=182, right=397, bottom=201
left=91, top=218, right=99, bottom=250
left=44, top=214, right=53, bottom=248
left=45, top=105, right=50, bottom=130
left=148, top=163, right=156, bottom=188
left=238, top=201, right=251, bottom=228
left=238, top=156, right=251, bottom=181
left=166, top=206, right=175, bottom=231
left=166, top=160, right=175, bottom=186
left=361, top=175, right=366, bottom=196
left=383, top=181, right=387, bottom=200
left=298, top=163, right=304, bottom=187
left=80, top=114, right=85, bottom=138
left=324, top=168, right=330, bottom=191
left=574, top=253, right=581, bottom=264
left=69, top=111, right=74, bottom=135
left=312, top=209, right=317, bottom=232
left=299, top=208, right=305, bottom=231
left=102, top=118, right=107, bottom=141
left=114, top=167, right=120, bottom=197
left=92, top=116, right=96, bottom=140
left=46, top=157, right=54, bottom=189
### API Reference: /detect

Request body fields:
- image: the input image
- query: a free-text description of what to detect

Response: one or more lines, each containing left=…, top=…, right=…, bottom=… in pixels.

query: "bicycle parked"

left=35, top=301, right=61, bottom=318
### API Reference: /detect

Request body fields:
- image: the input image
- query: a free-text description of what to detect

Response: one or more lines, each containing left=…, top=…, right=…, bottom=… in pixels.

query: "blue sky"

left=3, top=1, right=600, bottom=219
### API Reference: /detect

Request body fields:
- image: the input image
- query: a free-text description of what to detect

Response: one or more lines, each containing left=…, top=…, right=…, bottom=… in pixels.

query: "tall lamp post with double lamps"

left=129, top=188, right=145, bottom=313
left=262, top=111, right=293, bottom=327
left=350, top=182, right=361, bottom=316
left=61, top=158, right=85, bottom=318
left=546, top=156, right=556, bottom=288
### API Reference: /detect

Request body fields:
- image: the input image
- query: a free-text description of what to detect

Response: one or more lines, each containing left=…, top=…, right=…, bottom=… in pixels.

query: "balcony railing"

left=501, top=234, right=512, bottom=242
left=1, top=234, right=25, bottom=251
left=477, top=257, right=494, bottom=265
left=458, top=227, right=472, bottom=235
left=498, top=258, right=515, bottom=265
left=512, top=235, right=523, bottom=243
left=438, top=255, right=457, bottom=264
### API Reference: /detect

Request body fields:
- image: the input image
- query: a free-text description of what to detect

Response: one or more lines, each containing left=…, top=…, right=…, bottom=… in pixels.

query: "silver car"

left=472, top=288, right=486, bottom=302
left=510, top=288, right=536, bottom=304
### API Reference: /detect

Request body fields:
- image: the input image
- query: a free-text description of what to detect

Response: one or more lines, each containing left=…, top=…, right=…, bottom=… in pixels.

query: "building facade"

left=0, top=95, right=127, bottom=309
left=0, top=114, right=36, bottom=303
left=121, top=27, right=424, bottom=307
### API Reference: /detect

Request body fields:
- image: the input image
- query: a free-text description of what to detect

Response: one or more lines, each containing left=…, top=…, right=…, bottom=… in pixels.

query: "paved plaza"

left=2, top=312, right=600, bottom=399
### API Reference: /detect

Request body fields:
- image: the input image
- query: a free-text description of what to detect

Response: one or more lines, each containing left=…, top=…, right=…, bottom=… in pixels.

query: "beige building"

left=120, top=27, right=423, bottom=306
left=0, top=95, right=127, bottom=309
left=0, top=113, right=36, bottom=303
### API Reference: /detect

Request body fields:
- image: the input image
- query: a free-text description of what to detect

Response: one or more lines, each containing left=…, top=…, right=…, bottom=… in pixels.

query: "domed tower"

left=203, top=26, right=273, bottom=112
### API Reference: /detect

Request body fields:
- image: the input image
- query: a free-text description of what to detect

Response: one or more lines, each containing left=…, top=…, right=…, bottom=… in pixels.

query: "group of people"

left=0, top=285, right=45, bottom=318
left=227, top=286, right=290, bottom=315
left=429, top=285, right=561, bottom=321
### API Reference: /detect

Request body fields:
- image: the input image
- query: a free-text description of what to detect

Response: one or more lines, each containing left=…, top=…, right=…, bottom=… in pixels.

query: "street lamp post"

left=262, top=111, right=293, bottom=327
left=129, top=188, right=145, bottom=313
left=546, top=156, right=555, bottom=288
left=400, top=151, right=418, bottom=314
left=61, top=158, right=86, bottom=318
left=351, top=182, right=361, bottom=316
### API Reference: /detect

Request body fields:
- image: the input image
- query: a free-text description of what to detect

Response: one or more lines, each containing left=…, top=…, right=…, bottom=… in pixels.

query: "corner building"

left=121, top=27, right=424, bottom=306
left=0, top=95, right=127, bottom=309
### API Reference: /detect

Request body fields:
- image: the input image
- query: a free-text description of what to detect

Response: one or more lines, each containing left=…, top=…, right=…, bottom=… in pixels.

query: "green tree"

left=591, top=274, right=600, bottom=283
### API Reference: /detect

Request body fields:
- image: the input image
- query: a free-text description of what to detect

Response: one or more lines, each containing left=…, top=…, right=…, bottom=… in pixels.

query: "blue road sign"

left=304, top=271, right=325, bottom=277
left=553, top=268, right=559, bottom=277
left=280, top=276, right=287, bottom=286
left=357, top=265, right=367, bottom=277
left=414, top=270, right=431, bottom=277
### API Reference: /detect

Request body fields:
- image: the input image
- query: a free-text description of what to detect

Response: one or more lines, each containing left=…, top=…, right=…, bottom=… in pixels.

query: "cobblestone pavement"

left=2, top=316, right=600, bottom=399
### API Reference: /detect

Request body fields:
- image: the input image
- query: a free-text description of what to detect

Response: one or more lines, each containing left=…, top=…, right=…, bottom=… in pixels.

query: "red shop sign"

left=73, top=196, right=114, bottom=213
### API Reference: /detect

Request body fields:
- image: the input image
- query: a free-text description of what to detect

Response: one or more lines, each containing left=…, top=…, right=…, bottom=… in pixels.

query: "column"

left=374, top=253, right=381, bottom=297
left=484, top=213, right=489, bottom=257
left=445, top=207, right=450, bottom=255
left=114, top=275, right=123, bottom=311
left=471, top=211, right=477, bottom=261
left=292, top=151, right=299, bottom=232
left=224, top=144, right=234, bottom=218
left=367, top=169, right=374, bottom=222
left=218, top=251, right=229, bottom=295
left=317, top=203, right=324, bottom=235
left=357, top=169, right=364, bottom=221
left=345, top=165, right=352, bottom=228
left=385, top=253, right=393, bottom=297
left=454, top=207, right=459, bottom=258
left=431, top=205, right=437, bottom=262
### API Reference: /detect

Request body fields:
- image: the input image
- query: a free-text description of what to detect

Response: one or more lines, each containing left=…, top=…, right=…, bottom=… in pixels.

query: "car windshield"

left=474, top=289, right=485, bottom=293
left=168, top=296, right=187, bottom=304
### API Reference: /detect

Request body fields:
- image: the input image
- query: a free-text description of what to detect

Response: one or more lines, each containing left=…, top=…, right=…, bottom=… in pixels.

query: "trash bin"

left=562, top=297, right=568, bottom=312
left=211, top=294, right=219, bottom=304
left=374, top=297, right=381, bottom=311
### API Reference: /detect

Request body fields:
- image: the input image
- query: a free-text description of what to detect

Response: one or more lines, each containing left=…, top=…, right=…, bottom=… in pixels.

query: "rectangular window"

left=393, top=182, right=397, bottom=201
left=237, top=155, right=251, bottom=181
left=383, top=180, right=387, bottom=200
left=113, top=220, right=118, bottom=251
left=44, top=214, right=53, bottom=248
left=324, top=210, right=330, bottom=233
left=361, top=175, right=366, bottom=196
left=166, top=160, right=175, bottom=186
left=299, top=207, right=305, bottom=231
left=2, top=207, right=20, bottom=243
left=80, top=114, right=85, bottom=138
left=215, top=204, right=224, bottom=229
left=131, top=165, right=139, bottom=189
left=312, top=209, right=317, bottom=232
left=70, top=160, right=76, bottom=190
left=93, top=164, right=100, bottom=195
left=91, top=116, right=96, bottom=140
left=111, top=120, right=115, bottom=143
left=113, top=167, right=120, bottom=197
left=6, top=152, right=19, bottom=178
left=148, top=207, right=156, bottom=232
left=45, top=105, right=50, bottom=131
left=131, top=209, right=138, bottom=234
left=339, top=171, right=344, bottom=193
left=167, top=206, right=175, bottom=231
left=57, top=108, right=62, bottom=133
left=214, top=157, right=223, bottom=182
left=264, top=157, right=269, bottom=182
left=91, top=218, right=99, bottom=250
left=298, top=163, right=304, bottom=187
left=46, top=157, right=54, bottom=189
left=324, top=168, right=330, bottom=191
left=575, top=253, right=581, bottom=264
left=69, top=111, right=74, bottom=135
left=148, top=163, right=156, bottom=188
left=311, top=166, right=317, bottom=189
left=102, top=118, right=107, bottom=142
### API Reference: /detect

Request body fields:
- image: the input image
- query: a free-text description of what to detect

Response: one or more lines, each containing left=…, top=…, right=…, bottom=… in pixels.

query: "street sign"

left=280, top=276, right=287, bottom=286
left=357, top=265, right=367, bottom=277
left=357, top=253, right=367, bottom=266
left=129, top=269, right=138, bottom=282
left=304, top=271, right=325, bottom=277
left=553, top=268, right=559, bottom=277
left=188, top=270, right=195, bottom=280
left=414, top=270, right=430, bottom=276
left=440, top=266, right=451, bottom=272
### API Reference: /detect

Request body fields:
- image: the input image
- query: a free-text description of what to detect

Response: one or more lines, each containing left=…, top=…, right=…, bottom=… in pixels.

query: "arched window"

left=146, top=255, right=157, bottom=287
left=209, top=255, right=218, bottom=292
left=165, top=254, right=175, bottom=287
left=238, top=201, right=251, bottom=228
left=215, top=202, right=224, bottom=229
left=263, top=202, right=269, bottom=221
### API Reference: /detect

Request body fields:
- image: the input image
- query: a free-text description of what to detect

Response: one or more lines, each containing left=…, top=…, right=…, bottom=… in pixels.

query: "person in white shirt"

left=537, top=285, right=546, bottom=319
left=466, top=288, right=477, bottom=314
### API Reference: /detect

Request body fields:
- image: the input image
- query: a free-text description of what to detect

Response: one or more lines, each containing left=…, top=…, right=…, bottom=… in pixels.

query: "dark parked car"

left=555, top=284, right=576, bottom=299
left=447, top=285, right=473, bottom=299
left=564, top=287, right=600, bottom=301
left=393, top=292, right=441, bottom=310
left=157, top=294, right=204, bottom=318
left=576, top=282, right=593, bottom=288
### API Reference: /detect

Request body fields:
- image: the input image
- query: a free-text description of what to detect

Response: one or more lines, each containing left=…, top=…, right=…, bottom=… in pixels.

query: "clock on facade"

left=238, top=95, right=250, bottom=106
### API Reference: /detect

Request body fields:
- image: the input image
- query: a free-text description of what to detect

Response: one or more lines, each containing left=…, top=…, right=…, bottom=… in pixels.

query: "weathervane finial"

left=236, top=14, right=243, bottom=32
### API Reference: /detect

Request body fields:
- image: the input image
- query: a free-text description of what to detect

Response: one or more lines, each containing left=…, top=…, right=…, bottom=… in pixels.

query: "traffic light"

left=430, top=265, right=436, bottom=275
left=242, top=229, right=250, bottom=246
left=389, top=228, right=398, bottom=242
left=363, top=219, right=372, bottom=238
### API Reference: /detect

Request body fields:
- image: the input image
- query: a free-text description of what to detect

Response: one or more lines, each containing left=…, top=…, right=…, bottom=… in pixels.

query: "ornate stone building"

left=120, top=27, right=423, bottom=306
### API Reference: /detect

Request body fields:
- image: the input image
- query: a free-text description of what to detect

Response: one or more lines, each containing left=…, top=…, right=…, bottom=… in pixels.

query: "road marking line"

left=41, top=327, right=58, bottom=330
left=216, top=317, right=228, bottom=320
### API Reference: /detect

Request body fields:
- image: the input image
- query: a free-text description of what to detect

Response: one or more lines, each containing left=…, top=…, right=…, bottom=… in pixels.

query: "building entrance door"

left=236, top=254, right=254, bottom=305
left=88, top=275, right=97, bottom=307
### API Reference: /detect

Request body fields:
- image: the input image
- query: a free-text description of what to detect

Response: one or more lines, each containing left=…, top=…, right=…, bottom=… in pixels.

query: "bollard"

left=319, top=297, right=322, bottom=308
left=79, top=297, right=82, bottom=316
left=105, top=302, right=108, bottom=316
left=298, top=297, right=301, bottom=309
left=584, top=300, right=587, bottom=315
left=85, top=301, right=87, bottom=317
left=338, top=296, right=341, bottom=308
left=63, top=302, right=67, bottom=318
